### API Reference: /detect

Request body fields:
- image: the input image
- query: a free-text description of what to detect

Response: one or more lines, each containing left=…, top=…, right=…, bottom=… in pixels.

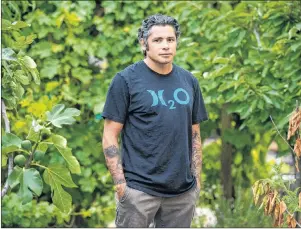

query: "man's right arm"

left=102, top=119, right=126, bottom=199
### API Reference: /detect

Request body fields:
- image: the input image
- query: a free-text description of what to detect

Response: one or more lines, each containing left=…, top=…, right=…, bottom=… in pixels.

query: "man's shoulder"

left=174, top=64, right=197, bottom=83
left=118, top=61, right=143, bottom=78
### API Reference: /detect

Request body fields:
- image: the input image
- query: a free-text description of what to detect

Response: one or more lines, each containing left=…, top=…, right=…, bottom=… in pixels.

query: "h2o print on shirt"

left=147, top=88, right=190, bottom=110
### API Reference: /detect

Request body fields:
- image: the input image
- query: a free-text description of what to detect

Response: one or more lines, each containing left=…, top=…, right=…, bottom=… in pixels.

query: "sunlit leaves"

left=46, top=104, right=80, bottom=128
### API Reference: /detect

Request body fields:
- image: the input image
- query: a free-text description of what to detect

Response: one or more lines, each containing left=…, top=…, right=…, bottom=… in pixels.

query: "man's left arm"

left=191, top=124, right=202, bottom=190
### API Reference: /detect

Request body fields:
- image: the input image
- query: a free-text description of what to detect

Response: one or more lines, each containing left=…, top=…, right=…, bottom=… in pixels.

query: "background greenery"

left=2, top=0, right=301, bottom=227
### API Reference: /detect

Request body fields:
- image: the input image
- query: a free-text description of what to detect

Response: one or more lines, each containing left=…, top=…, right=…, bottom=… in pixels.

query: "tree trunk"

left=221, top=103, right=233, bottom=200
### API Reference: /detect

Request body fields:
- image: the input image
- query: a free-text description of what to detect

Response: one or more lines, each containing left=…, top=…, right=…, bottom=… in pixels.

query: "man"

left=102, top=14, right=208, bottom=228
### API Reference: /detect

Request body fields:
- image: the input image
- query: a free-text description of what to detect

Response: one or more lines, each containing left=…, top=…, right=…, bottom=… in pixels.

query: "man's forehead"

left=148, top=25, right=176, bottom=38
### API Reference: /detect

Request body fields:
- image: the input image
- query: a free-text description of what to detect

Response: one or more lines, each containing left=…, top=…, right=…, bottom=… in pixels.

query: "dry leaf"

left=294, top=138, right=301, bottom=158
left=269, top=190, right=278, bottom=214
left=265, top=192, right=273, bottom=215
left=277, top=201, right=287, bottom=227
left=287, top=109, right=301, bottom=140
left=264, top=183, right=270, bottom=194
left=274, top=203, right=280, bottom=222
left=279, top=201, right=287, bottom=215
left=287, top=215, right=297, bottom=228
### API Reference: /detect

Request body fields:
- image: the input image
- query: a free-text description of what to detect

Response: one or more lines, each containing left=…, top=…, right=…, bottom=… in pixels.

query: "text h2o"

left=147, top=88, right=190, bottom=110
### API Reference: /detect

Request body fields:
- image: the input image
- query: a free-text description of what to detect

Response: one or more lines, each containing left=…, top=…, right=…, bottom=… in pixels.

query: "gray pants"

left=115, top=185, right=200, bottom=228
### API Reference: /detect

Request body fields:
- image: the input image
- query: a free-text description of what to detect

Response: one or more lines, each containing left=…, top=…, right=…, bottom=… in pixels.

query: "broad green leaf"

left=18, top=176, right=33, bottom=204
left=213, top=57, right=229, bottom=64
left=51, top=134, right=67, bottom=148
left=43, top=164, right=77, bottom=188
left=2, top=48, right=17, bottom=61
left=29, top=68, right=40, bottom=85
left=43, top=164, right=77, bottom=213
left=11, top=21, right=29, bottom=29
left=15, top=70, right=30, bottom=85
left=51, top=134, right=80, bottom=174
left=2, top=19, right=12, bottom=30
left=23, top=168, right=43, bottom=196
left=46, top=104, right=80, bottom=128
left=8, top=166, right=23, bottom=188
left=2, top=133, right=22, bottom=154
left=9, top=167, right=43, bottom=204
left=56, top=146, right=81, bottom=174
left=13, top=83, right=25, bottom=100
left=27, top=128, right=40, bottom=142
left=22, top=56, right=37, bottom=69
left=36, top=142, right=48, bottom=153
left=52, top=183, right=72, bottom=213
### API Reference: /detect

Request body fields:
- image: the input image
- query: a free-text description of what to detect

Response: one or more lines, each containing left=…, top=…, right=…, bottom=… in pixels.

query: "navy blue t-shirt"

left=102, top=60, right=208, bottom=197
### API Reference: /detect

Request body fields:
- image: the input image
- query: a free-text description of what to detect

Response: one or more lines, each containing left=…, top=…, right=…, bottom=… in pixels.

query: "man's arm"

left=102, top=119, right=126, bottom=199
left=191, top=124, right=202, bottom=190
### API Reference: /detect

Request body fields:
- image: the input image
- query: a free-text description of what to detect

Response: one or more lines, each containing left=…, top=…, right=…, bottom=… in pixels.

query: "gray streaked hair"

left=137, top=14, right=181, bottom=57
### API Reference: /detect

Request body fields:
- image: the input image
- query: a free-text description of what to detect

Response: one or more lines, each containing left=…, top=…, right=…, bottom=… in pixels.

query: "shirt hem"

left=192, top=116, right=209, bottom=124
left=101, top=112, right=124, bottom=124
left=126, top=180, right=196, bottom=198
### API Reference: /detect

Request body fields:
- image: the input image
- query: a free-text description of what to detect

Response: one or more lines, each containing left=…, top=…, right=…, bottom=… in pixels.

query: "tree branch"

left=269, top=115, right=295, bottom=153
left=1, top=99, right=13, bottom=197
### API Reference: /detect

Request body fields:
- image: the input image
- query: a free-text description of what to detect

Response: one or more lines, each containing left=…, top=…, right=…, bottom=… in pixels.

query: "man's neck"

left=143, top=58, right=173, bottom=75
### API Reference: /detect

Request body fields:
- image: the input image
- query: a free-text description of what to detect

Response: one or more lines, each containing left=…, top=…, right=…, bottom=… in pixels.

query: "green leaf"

left=22, top=56, right=37, bottom=69
left=56, top=146, right=81, bottom=174
left=8, top=166, right=23, bottom=188
left=18, top=176, right=33, bottom=204
left=43, top=164, right=77, bottom=213
left=36, top=142, right=48, bottom=153
left=23, top=168, right=43, bottom=196
left=51, top=134, right=67, bottom=148
left=46, top=104, right=81, bottom=128
left=213, top=57, right=229, bottom=64
left=52, top=134, right=81, bottom=174
left=11, top=21, right=29, bottom=29
left=2, top=19, right=12, bottom=30
left=13, top=83, right=25, bottom=100
left=27, top=128, right=40, bottom=142
left=2, top=133, right=22, bottom=154
left=8, top=167, right=43, bottom=204
left=2, top=48, right=17, bottom=61
left=43, top=164, right=77, bottom=188
left=14, top=70, right=30, bottom=85
left=29, top=68, right=40, bottom=85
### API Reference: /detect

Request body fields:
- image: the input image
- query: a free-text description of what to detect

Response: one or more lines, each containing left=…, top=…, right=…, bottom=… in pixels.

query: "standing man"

left=102, top=14, right=208, bottom=228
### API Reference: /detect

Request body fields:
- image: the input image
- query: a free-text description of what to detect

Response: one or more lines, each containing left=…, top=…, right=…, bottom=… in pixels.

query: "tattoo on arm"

left=191, top=130, right=202, bottom=182
left=104, top=145, right=126, bottom=185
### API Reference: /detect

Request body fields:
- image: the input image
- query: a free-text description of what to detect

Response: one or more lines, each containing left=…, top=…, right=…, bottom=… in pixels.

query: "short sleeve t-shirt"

left=102, top=60, right=208, bottom=197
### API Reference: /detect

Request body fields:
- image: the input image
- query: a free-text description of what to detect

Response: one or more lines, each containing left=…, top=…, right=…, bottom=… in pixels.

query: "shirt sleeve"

left=192, top=77, right=208, bottom=124
left=101, top=73, right=130, bottom=124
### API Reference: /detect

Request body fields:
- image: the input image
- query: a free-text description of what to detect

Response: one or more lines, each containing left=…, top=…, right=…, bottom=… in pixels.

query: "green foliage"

left=214, top=187, right=273, bottom=227
left=2, top=193, right=69, bottom=227
left=2, top=1, right=300, bottom=227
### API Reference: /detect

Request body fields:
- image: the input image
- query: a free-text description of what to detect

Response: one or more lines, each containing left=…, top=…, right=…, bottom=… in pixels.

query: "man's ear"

left=139, top=39, right=146, bottom=51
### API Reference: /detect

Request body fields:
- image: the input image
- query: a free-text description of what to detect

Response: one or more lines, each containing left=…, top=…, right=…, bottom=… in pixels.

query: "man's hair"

left=137, top=14, right=181, bottom=57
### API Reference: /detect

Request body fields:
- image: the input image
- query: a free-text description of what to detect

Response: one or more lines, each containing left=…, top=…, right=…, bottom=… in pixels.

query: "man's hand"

left=115, top=183, right=127, bottom=201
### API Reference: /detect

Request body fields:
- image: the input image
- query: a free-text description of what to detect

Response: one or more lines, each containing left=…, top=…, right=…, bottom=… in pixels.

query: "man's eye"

left=168, top=39, right=175, bottom=42
left=154, top=40, right=160, bottom=42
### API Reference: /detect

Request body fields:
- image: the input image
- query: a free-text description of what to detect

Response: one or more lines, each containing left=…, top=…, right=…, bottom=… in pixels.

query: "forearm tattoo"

left=191, top=131, right=202, bottom=182
left=104, top=145, right=126, bottom=185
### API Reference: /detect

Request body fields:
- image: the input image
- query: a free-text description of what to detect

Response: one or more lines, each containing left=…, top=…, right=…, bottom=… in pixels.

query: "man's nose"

left=162, top=40, right=169, bottom=49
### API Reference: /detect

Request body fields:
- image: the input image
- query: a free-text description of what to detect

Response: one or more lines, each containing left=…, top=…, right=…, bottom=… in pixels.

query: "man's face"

left=144, top=25, right=177, bottom=65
